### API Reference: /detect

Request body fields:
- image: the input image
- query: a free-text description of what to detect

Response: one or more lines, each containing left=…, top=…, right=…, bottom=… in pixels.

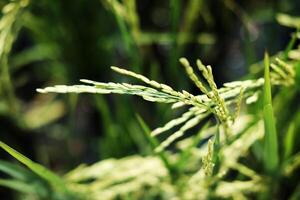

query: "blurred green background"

left=0, top=0, right=299, bottom=197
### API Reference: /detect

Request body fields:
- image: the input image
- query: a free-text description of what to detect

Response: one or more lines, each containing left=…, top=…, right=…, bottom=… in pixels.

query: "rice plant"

left=1, top=0, right=300, bottom=200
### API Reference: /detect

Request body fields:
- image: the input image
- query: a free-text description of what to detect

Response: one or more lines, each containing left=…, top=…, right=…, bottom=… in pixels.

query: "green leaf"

left=212, top=126, right=221, bottom=175
left=262, top=52, right=279, bottom=174
left=0, top=160, right=36, bottom=181
left=0, top=141, right=68, bottom=193
left=284, top=122, right=295, bottom=159
left=135, top=114, right=173, bottom=172
left=0, top=178, right=40, bottom=195
left=283, top=30, right=298, bottom=60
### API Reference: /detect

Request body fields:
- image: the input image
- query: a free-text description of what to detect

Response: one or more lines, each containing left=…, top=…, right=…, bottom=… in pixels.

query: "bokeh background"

left=1, top=0, right=299, bottom=197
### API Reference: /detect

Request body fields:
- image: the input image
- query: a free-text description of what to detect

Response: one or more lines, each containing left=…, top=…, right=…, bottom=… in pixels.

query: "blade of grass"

left=212, top=126, right=221, bottom=175
left=0, top=141, right=68, bottom=193
left=135, top=114, right=173, bottom=171
left=168, top=0, right=182, bottom=87
left=0, top=178, right=41, bottom=195
left=262, top=52, right=279, bottom=174
left=0, top=160, right=36, bottom=181
left=108, top=0, right=140, bottom=72
left=283, top=29, right=299, bottom=60
left=284, top=122, right=295, bottom=159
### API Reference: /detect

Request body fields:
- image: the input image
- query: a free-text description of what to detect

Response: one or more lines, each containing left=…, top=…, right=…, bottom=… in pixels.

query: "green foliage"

left=1, top=1, right=300, bottom=200
left=35, top=51, right=297, bottom=198
left=0, top=141, right=74, bottom=199
left=262, top=52, right=279, bottom=174
left=0, top=0, right=28, bottom=116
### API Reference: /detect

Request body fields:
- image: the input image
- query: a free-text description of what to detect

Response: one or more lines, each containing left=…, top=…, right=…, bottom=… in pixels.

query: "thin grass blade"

left=262, top=52, right=279, bottom=174
left=0, top=141, right=68, bottom=193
